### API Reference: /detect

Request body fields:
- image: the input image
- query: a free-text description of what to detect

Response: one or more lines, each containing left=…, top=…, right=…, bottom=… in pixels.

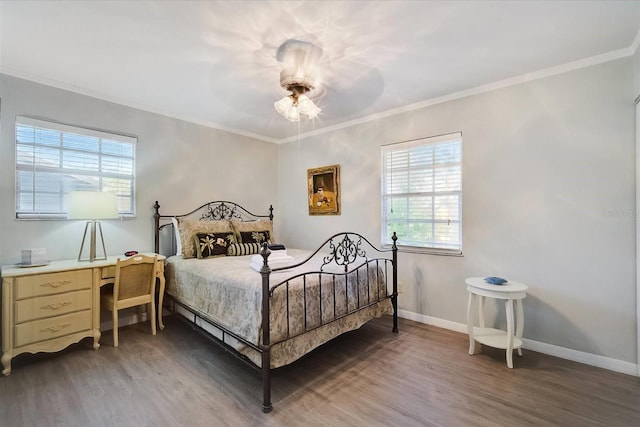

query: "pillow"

left=231, top=219, right=274, bottom=244
left=239, top=230, right=271, bottom=245
left=171, top=217, right=182, bottom=256
left=177, top=218, right=234, bottom=259
left=227, top=242, right=262, bottom=256
left=194, top=232, right=237, bottom=258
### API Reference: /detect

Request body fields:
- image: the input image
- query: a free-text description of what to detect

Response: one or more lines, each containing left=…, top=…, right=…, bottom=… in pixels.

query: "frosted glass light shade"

left=274, top=96, right=294, bottom=115
left=297, top=95, right=321, bottom=118
left=284, top=106, right=300, bottom=122
left=275, top=93, right=320, bottom=122
left=68, top=191, right=119, bottom=219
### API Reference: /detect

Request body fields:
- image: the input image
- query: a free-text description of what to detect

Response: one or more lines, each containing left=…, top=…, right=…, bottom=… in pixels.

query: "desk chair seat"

left=101, top=254, right=159, bottom=347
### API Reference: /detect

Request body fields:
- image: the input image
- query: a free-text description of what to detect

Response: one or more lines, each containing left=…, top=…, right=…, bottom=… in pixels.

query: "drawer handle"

left=41, top=323, right=72, bottom=333
left=41, top=302, right=72, bottom=310
left=40, top=280, right=71, bottom=288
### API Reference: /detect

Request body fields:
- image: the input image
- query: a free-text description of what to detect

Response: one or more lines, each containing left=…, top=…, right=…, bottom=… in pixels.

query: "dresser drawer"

left=14, top=310, right=91, bottom=348
left=14, top=289, right=92, bottom=324
left=101, top=266, right=116, bottom=280
left=14, top=270, right=92, bottom=300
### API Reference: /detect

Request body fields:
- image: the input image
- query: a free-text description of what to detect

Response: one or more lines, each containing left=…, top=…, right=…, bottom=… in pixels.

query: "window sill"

left=382, top=244, right=463, bottom=257
left=16, top=214, right=136, bottom=220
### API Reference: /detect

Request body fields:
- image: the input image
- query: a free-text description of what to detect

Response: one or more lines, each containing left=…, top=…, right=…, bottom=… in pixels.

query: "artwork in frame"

left=307, top=164, right=341, bottom=215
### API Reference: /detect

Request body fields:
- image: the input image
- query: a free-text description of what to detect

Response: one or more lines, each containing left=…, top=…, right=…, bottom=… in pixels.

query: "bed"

left=153, top=200, right=398, bottom=412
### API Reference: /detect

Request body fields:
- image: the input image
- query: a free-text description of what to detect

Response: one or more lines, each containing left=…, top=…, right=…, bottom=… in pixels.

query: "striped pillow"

left=227, top=242, right=261, bottom=256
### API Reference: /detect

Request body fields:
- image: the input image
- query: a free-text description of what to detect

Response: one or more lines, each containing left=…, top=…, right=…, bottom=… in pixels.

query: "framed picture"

left=307, top=164, right=341, bottom=215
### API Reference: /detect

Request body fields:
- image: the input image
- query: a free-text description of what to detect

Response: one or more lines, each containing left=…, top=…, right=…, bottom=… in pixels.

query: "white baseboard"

left=521, top=338, right=638, bottom=377
left=398, top=309, right=469, bottom=334
left=101, top=307, right=638, bottom=377
left=397, top=309, right=639, bottom=377
left=99, top=309, right=171, bottom=332
left=100, top=311, right=149, bottom=332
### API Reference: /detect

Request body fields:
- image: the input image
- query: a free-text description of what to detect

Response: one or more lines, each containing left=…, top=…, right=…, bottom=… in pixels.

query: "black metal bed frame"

left=153, top=200, right=398, bottom=413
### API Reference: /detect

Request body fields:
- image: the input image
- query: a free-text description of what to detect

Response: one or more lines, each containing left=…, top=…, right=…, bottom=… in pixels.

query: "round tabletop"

left=465, top=277, right=528, bottom=299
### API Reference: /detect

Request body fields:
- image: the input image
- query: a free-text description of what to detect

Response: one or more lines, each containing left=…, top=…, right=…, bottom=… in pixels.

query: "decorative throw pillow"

left=239, top=230, right=271, bottom=245
left=176, top=218, right=234, bottom=259
left=194, top=232, right=237, bottom=259
left=231, top=219, right=274, bottom=244
left=227, top=242, right=262, bottom=256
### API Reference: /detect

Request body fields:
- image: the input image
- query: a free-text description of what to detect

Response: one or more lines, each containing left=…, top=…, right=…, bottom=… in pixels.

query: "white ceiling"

left=2, top=1, right=639, bottom=143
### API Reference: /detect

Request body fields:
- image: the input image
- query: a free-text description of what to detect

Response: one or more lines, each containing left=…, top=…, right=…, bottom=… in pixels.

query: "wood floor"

left=1, top=315, right=638, bottom=427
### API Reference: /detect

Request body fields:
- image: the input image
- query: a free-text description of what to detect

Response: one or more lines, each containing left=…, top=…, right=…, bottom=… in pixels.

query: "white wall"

left=0, top=74, right=278, bottom=264
left=0, top=58, right=636, bottom=367
left=277, top=58, right=637, bottom=364
left=633, top=45, right=640, bottom=373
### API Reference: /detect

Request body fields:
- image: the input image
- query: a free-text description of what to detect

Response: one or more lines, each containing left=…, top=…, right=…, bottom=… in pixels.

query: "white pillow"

left=171, top=217, right=182, bottom=255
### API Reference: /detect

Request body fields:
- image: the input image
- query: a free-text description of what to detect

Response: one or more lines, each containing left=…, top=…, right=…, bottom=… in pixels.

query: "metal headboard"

left=153, top=200, right=274, bottom=254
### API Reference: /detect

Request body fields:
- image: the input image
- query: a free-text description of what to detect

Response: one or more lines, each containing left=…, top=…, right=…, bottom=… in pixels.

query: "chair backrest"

left=114, top=254, right=158, bottom=301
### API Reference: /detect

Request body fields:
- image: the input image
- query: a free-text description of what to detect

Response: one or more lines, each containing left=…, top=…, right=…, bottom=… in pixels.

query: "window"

left=15, top=116, right=136, bottom=219
left=381, top=132, right=462, bottom=254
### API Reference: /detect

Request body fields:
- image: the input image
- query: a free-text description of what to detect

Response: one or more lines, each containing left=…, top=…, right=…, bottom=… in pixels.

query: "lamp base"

left=78, top=220, right=108, bottom=262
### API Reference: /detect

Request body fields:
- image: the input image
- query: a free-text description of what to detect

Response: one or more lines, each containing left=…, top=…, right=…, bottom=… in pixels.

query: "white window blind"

left=381, top=132, right=462, bottom=253
left=15, top=116, right=136, bottom=219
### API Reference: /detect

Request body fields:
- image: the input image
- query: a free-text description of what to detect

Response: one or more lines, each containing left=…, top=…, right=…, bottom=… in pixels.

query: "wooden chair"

left=101, top=254, right=159, bottom=347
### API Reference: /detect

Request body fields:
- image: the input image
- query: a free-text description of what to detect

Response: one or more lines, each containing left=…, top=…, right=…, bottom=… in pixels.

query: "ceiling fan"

left=273, top=39, right=323, bottom=122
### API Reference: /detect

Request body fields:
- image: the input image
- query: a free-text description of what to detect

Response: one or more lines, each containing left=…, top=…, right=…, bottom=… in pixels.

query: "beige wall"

left=277, top=58, right=637, bottom=364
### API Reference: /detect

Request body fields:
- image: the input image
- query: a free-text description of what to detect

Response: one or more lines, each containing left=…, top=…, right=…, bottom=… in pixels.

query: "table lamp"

left=68, top=191, right=119, bottom=262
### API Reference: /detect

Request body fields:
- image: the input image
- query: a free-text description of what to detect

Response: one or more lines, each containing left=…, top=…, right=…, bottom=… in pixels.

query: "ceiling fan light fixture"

left=274, top=95, right=294, bottom=115
left=274, top=50, right=322, bottom=122
left=275, top=92, right=320, bottom=122
left=297, top=94, right=321, bottom=118
left=274, top=83, right=321, bottom=122
left=283, top=105, right=300, bottom=122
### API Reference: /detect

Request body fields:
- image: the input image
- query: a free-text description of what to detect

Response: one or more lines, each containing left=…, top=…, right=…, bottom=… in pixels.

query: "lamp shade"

left=68, top=191, right=119, bottom=220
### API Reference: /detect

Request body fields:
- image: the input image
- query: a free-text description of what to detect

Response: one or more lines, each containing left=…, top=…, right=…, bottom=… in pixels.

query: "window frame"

left=15, top=116, right=137, bottom=220
left=381, top=132, right=463, bottom=256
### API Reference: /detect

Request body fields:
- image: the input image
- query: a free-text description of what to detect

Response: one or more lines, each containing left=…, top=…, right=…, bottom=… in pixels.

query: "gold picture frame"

left=308, top=164, right=341, bottom=215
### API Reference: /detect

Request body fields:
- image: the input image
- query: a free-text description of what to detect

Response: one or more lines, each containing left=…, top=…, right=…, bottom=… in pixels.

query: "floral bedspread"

left=165, top=249, right=393, bottom=367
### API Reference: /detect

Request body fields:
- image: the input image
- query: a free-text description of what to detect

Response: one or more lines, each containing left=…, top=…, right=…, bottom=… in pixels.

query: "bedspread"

left=165, top=248, right=393, bottom=367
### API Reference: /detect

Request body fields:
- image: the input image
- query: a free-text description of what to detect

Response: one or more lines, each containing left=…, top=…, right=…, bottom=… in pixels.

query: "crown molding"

left=0, top=68, right=279, bottom=144
left=278, top=46, right=634, bottom=144
left=2, top=39, right=635, bottom=147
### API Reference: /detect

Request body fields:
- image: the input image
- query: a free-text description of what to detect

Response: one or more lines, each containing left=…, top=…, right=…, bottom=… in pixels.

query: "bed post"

left=392, top=232, right=398, bottom=333
left=259, top=243, right=273, bottom=413
left=268, top=204, right=274, bottom=221
left=153, top=201, right=160, bottom=254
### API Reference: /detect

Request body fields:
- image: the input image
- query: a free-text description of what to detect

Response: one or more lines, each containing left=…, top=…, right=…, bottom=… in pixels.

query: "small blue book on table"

left=484, top=276, right=507, bottom=285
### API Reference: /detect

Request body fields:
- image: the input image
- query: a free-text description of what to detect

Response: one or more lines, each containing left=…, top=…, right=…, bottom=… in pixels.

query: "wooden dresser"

left=1, top=256, right=165, bottom=375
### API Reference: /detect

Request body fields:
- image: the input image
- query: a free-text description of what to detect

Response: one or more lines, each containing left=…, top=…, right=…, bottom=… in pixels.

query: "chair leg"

left=150, top=302, right=157, bottom=336
left=113, top=310, right=119, bottom=347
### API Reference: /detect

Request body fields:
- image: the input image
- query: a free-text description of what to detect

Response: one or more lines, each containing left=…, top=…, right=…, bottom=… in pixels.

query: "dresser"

left=1, top=255, right=165, bottom=376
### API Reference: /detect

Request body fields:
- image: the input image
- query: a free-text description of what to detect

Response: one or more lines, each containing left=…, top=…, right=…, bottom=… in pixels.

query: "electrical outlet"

left=398, top=282, right=405, bottom=294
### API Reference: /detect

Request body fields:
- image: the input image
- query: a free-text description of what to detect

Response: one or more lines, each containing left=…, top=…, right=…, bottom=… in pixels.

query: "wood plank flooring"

left=1, top=315, right=638, bottom=426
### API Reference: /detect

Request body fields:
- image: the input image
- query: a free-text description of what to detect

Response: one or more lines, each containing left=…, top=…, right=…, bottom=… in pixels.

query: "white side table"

left=466, top=277, right=528, bottom=368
